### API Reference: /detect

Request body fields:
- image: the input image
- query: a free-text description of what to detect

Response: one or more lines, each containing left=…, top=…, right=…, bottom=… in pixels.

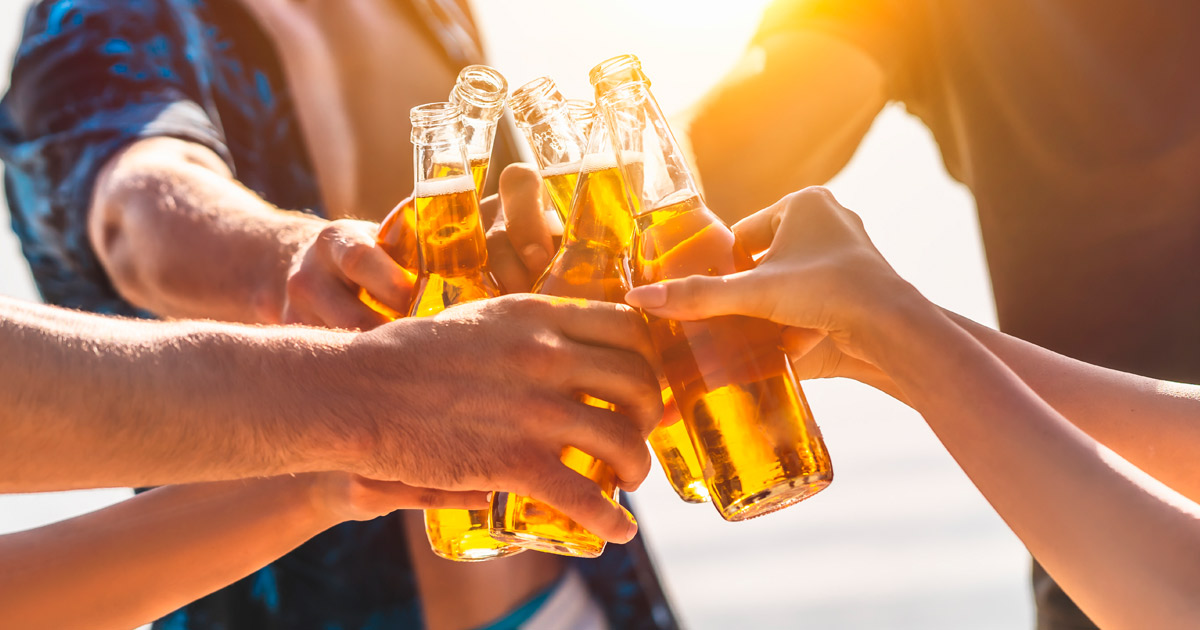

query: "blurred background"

left=0, top=1, right=1032, bottom=628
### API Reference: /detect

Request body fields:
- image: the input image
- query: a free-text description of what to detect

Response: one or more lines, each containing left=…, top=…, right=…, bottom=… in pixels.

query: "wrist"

left=253, top=216, right=326, bottom=324
left=849, top=279, right=942, bottom=365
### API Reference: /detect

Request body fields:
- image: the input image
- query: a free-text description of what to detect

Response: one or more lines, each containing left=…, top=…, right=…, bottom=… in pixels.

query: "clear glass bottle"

left=490, top=114, right=628, bottom=557
left=361, top=65, right=508, bottom=319
left=592, top=54, right=833, bottom=522
left=509, top=77, right=586, bottom=229
left=509, top=79, right=709, bottom=505
left=408, top=102, right=522, bottom=561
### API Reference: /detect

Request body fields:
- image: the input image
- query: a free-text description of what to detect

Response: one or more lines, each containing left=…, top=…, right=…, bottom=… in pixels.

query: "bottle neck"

left=412, top=176, right=489, bottom=278
left=595, top=82, right=701, bottom=218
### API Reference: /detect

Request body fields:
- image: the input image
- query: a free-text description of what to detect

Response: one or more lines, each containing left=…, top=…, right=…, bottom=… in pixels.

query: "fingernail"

left=485, top=491, right=495, bottom=503
left=521, top=244, right=551, bottom=270
left=626, top=284, right=667, bottom=309
left=622, top=508, right=639, bottom=542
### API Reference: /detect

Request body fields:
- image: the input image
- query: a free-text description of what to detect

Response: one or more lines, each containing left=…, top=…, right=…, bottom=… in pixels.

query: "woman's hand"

left=624, top=187, right=919, bottom=399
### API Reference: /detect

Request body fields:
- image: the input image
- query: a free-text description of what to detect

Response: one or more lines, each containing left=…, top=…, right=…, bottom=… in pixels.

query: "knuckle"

left=285, top=269, right=315, bottom=300
left=337, top=240, right=371, bottom=274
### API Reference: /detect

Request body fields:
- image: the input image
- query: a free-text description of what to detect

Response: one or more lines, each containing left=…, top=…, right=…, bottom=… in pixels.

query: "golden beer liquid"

left=490, top=160, right=627, bottom=557
left=648, top=409, right=709, bottom=503
left=539, top=162, right=579, bottom=225
left=634, top=194, right=833, bottom=521
left=411, top=174, right=520, bottom=561
left=541, top=161, right=707, bottom=504
left=358, top=156, right=491, bottom=320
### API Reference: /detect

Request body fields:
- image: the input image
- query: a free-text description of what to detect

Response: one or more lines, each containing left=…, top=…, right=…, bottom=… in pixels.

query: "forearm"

left=946, top=310, right=1200, bottom=502
left=0, top=297, right=362, bottom=491
left=687, top=32, right=885, bottom=223
left=0, top=476, right=336, bottom=629
left=90, top=138, right=325, bottom=324
left=872, top=295, right=1200, bottom=629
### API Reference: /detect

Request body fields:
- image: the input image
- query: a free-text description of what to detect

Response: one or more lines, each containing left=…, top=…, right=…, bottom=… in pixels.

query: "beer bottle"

left=566, top=99, right=597, bottom=142
left=361, top=65, right=508, bottom=319
left=489, top=114, right=630, bottom=557
left=408, top=102, right=522, bottom=561
left=509, top=77, right=586, bottom=229
left=592, top=54, right=834, bottom=522
left=509, top=78, right=710, bottom=505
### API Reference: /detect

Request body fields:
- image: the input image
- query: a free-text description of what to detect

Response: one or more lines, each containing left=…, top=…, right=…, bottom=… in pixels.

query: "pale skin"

left=0, top=293, right=662, bottom=629
left=625, top=188, right=1200, bottom=630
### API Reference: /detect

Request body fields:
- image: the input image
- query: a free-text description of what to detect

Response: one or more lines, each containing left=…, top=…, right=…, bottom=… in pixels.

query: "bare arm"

left=0, top=295, right=361, bottom=491
left=0, top=294, right=661, bottom=542
left=88, top=137, right=324, bottom=323
left=0, top=473, right=482, bottom=630
left=685, top=31, right=887, bottom=223
left=627, top=188, right=1200, bottom=628
left=945, top=311, right=1200, bottom=504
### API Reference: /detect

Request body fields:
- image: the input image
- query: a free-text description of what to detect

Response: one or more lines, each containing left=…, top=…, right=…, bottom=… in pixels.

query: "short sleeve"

left=0, top=0, right=232, bottom=313
left=751, top=0, right=924, bottom=94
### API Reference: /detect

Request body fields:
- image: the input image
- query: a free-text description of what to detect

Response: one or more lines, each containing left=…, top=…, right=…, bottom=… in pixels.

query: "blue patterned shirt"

left=0, top=1, right=678, bottom=628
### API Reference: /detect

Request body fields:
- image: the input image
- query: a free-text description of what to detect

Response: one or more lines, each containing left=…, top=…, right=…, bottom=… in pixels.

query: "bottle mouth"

left=452, top=65, right=509, bottom=108
left=508, top=76, right=565, bottom=126
left=588, top=54, right=650, bottom=92
left=410, top=102, right=463, bottom=144
left=410, top=102, right=461, bottom=127
left=565, top=99, right=596, bottom=122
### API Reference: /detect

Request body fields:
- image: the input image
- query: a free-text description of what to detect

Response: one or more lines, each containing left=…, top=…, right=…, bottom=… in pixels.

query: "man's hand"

left=284, top=164, right=560, bottom=329
left=327, top=294, right=663, bottom=543
left=282, top=218, right=415, bottom=329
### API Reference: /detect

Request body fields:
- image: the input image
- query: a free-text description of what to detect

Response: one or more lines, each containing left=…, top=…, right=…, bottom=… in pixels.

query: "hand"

left=624, top=187, right=920, bottom=395
left=305, top=472, right=489, bottom=524
left=282, top=218, right=416, bottom=330
left=483, top=163, right=559, bottom=292
left=334, top=294, right=664, bottom=543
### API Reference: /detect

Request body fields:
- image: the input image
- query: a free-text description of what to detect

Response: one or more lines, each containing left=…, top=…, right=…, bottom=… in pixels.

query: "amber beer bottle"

left=592, top=54, right=833, bottom=521
left=510, top=78, right=709, bottom=505
left=360, top=65, right=508, bottom=319
left=407, top=102, right=522, bottom=561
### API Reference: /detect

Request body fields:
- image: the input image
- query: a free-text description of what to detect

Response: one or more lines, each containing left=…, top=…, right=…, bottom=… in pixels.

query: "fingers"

left=561, top=342, right=664, bottom=436
left=332, top=239, right=416, bottom=318
left=499, top=163, right=555, bottom=274
left=781, top=326, right=828, bottom=359
left=730, top=194, right=789, bottom=256
left=285, top=269, right=390, bottom=330
left=546, top=299, right=659, bottom=368
left=486, top=224, right=536, bottom=293
left=624, top=271, right=770, bottom=322
left=549, top=399, right=654, bottom=492
left=353, top=477, right=490, bottom=515
left=522, top=460, right=637, bottom=544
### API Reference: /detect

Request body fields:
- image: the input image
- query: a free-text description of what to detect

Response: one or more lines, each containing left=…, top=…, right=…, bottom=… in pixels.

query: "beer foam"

left=580, top=152, right=619, bottom=174
left=540, top=161, right=582, bottom=178
left=414, top=174, right=476, bottom=197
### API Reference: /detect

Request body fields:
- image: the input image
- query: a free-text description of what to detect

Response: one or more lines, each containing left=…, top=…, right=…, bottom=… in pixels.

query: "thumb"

left=624, top=271, right=771, bottom=321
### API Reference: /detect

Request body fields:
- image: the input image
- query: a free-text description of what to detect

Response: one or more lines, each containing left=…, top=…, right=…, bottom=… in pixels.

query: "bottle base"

left=429, top=531, right=525, bottom=562
left=672, top=479, right=711, bottom=504
left=490, top=528, right=605, bottom=558
left=715, top=472, right=832, bottom=522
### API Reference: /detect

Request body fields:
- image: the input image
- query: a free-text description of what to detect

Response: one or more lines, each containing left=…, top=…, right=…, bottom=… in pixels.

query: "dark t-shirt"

left=758, top=0, right=1200, bottom=382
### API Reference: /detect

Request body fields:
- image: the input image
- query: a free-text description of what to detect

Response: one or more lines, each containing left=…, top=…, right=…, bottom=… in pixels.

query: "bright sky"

left=0, top=2, right=1029, bottom=628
